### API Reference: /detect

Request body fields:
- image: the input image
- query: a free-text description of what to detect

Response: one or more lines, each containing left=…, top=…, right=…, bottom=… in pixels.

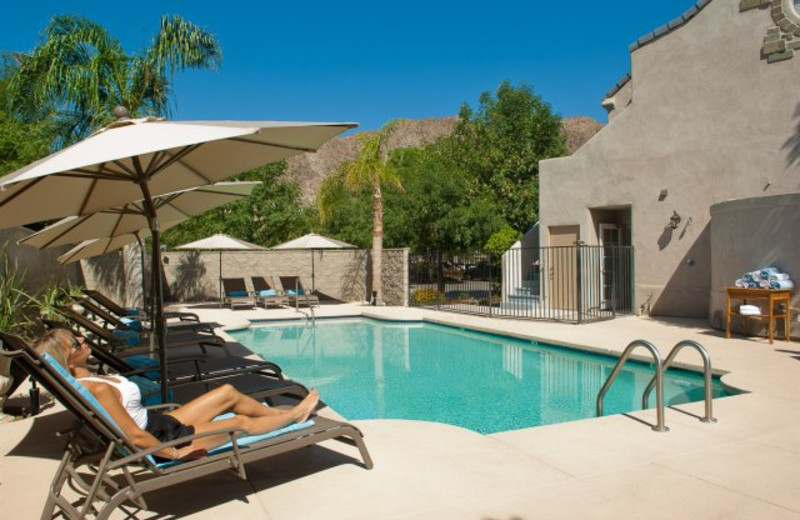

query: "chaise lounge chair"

left=279, top=276, right=320, bottom=308
left=56, top=305, right=229, bottom=357
left=76, top=296, right=218, bottom=336
left=83, top=288, right=201, bottom=324
left=0, top=332, right=373, bottom=520
left=41, top=318, right=309, bottom=404
left=251, top=276, right=289, bottom=308
left=221, top=278, right=257, bottom=310
left=48, top=311, right=281, bottom=382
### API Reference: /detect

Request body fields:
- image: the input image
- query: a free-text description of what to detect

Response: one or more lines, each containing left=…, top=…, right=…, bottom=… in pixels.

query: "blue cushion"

left=129, top=375, right=173, bottom=406
left=124, top=308, right=141, bottom=317
left=124, top=355, right=161, bottom=380
left=154, top=416, right=315, bottom=469
left=259, top=289, right=276, bottom=297
left=287, top=289, right=304, bottom=296
left=113, top=328, right=141, bottom=347
left=120, top=317, right=143, bottom=332
left=227, top=291, right=248, bottom=297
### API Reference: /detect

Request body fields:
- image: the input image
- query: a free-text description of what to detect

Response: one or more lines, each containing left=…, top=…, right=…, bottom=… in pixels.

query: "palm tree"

left=318, top=122, right=403, bottom=305
left=5, top=14, right=222, bottom=147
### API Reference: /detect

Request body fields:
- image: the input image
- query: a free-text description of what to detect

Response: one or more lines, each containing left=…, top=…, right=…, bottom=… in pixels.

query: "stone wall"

left=0, top=227, right=84, bottom=295
left=159, top=248, right=409, bottom=306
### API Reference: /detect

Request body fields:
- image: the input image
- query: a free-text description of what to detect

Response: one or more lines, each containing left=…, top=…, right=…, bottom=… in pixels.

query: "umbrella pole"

left=138, top=180, right=169, bottom=404
left=219, top=250, right=223, bottom=308
left=311, top=249, right=315, bottom=293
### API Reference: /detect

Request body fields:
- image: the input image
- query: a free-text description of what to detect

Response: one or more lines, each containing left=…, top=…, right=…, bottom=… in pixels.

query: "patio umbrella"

left=272, top=232, right=356, bottom=292
left=19, top=181, right=260, bottom=321
left=18, top=182, right=260, bottom=250
left=174, top=233, right=266, bottom=304
left=0, top=115, right=356, bottom=401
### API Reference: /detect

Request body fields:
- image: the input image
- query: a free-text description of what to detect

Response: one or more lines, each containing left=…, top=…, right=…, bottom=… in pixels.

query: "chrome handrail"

left=597, top=339, right=668, bottom=432
left=642, top=340, right=716, bottom=423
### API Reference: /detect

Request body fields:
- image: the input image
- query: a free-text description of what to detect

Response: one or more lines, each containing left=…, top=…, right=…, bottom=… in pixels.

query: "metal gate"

left=408, top=246, right=634, bottom=323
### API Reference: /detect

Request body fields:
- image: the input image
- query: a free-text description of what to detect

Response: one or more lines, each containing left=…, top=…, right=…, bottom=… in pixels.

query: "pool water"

left=230, top=319, right=735, bottom=434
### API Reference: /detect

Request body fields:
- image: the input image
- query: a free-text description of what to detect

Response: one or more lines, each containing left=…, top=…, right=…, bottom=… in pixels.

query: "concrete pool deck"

left=2, top=303, right=800, bottom=519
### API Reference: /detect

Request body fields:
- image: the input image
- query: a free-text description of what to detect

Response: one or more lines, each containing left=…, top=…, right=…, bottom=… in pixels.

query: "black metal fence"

left=409, top=246, right=634, bottom=323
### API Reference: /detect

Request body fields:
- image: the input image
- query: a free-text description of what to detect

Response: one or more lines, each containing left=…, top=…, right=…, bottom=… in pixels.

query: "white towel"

left=734, top=278, right=748, bottom=288
left=760, top=267, right=780, bottom=279
left=769, top=273, right=790, bottom=282
left=758, top=279, right=771, bottom=289
left=740, top=304, right=761, bottom=314
left=770, top=280, right=795, bottom=290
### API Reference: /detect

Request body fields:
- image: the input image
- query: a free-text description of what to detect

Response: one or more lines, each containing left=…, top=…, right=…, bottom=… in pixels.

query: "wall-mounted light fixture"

left=668, top=211, right=682, bottom=230
left=162, top=255, right=169, bottom=265
left=658, top=189, right=668, bottom=201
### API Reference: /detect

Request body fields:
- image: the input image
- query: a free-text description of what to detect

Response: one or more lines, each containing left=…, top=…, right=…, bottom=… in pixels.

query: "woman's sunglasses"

left=71, top=337, right=83, bottom=351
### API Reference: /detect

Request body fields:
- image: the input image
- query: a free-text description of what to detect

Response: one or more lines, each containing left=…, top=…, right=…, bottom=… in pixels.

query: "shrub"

left=411, top=288, right=444, bottom=306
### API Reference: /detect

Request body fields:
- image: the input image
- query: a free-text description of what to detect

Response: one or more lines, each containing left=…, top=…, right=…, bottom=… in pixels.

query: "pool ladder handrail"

left=642, top=340, right=717, bottom=423
left=596, top=339, right=669, bottom=432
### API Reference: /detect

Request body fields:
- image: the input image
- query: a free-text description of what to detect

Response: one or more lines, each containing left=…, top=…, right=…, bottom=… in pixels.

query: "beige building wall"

left=709, top=194, right=800, bottom=337
left=539, top=0, right=800, bottom=319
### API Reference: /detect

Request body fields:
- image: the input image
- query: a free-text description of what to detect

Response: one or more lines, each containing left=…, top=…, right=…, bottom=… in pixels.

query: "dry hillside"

left=284, top=115, right=603, bottom=204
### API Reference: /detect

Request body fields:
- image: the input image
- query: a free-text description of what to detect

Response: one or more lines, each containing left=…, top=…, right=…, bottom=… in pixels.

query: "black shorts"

left=145, top=411, right=195, bottom=447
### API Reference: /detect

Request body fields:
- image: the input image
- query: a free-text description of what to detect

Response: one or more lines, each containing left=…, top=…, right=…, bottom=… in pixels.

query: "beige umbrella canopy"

left=56, top=221, right=184, bottom=264
left=0, top=118, right=356, bottom=228
left=272, top=232, right=355, bottom=250
left=0, top=115, right=356, bottom=402
left=19, top=182, right=260, bottom=250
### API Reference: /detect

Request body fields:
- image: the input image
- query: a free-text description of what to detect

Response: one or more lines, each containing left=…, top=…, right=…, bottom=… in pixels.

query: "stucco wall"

left=159, top=248, right=409, bottom=306
left=709, top=194, right=800, bottom=337
left=539, top=0, right=800, bottom=318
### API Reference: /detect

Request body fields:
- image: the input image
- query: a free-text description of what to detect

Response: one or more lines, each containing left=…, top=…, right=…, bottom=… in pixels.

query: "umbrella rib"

left=108, top=210, right=125, bottom=240
left=0, top=177, right=45, bottom=210
left=38, top=215, right=91, bottom=249
left=77, top=179, right=99, bottom=216
left=148, top=145, right=203, bottom=179
left=229, top=136, right=317, bottom=153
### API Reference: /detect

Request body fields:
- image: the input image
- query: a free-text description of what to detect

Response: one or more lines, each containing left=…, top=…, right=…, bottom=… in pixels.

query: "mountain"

left=283, top=115, right=603, bottom=204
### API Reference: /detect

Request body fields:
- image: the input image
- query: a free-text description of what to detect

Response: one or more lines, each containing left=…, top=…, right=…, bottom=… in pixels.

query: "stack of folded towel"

left=734, top=266, right=794, bottom=290
left=739, top=304, right=762, bottom=316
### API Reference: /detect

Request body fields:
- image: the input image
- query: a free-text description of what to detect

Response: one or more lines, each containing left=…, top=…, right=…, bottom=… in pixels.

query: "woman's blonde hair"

left=33, top=328, right=75, bottom=370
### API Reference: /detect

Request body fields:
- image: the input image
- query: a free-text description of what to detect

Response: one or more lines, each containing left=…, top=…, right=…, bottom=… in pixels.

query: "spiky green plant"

left=0, top=245, right=35, bottom=336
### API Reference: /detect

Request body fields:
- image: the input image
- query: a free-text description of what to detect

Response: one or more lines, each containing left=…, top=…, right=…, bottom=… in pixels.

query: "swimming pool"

left=230, top=318, right=735, bottom=434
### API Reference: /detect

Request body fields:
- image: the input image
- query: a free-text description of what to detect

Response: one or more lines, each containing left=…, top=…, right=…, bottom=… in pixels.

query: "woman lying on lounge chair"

left=35, top=329, right=320, bottom=461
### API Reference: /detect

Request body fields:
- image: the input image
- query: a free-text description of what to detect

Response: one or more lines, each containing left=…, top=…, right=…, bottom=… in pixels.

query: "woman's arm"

left=85, top=381, right=187, bottom=460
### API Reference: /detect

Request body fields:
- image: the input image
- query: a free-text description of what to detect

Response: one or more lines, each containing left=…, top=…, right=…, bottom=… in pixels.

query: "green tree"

left=161, top=162, right=316, bottom=247
left=318, top=122, right=404, bottom=304
left=387, top=147, right=505, bottom=253
left=0, top=72, right=55, bottom=175
left=443, top=80, right=566, bottom=233
left=5, top=14, right=221, bottom=147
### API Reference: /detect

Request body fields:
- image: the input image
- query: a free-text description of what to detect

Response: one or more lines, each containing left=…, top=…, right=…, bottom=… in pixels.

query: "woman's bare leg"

left=168, top=384, right=318, bottom=426
left=182, top=391, right=321, bottom=453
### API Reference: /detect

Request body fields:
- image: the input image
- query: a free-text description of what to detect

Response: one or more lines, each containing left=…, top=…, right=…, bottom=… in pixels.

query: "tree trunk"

left=372, top=180, right=383, bottom=305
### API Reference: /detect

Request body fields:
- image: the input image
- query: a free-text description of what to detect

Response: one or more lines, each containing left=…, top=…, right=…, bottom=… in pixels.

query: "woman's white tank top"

left=79, top=375, right=148, bottom=429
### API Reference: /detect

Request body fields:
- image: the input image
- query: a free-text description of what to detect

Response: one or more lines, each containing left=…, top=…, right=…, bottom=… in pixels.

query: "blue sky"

left=3, top=1, right=698, bottom=131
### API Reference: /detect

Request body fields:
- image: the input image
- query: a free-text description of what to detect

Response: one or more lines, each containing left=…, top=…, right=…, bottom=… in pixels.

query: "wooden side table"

left=726, top=287, right=791, bottom=344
